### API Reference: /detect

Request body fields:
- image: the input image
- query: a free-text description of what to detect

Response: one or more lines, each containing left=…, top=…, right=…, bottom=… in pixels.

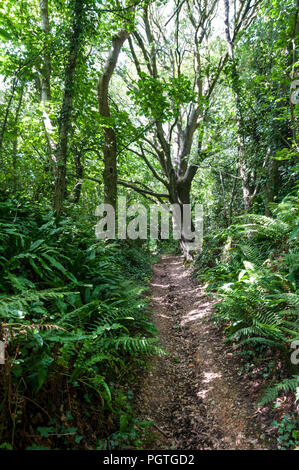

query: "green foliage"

left=260, top=376, right=299, bottom=406
left=26, top=412, right=83, bottom=450
left=0, top=196, right=162, bottom=448
left=128, top=72, right=196, bottom=122
left=96, top=390, right=153, bottom=450
left=0, top=0, right=297, bottom=451
left=271, top=413, right=299, bottom=450
left=196, top=195, right=299, bottom=407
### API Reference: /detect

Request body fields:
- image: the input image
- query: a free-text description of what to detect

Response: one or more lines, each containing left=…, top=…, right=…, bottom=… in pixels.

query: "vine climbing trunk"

left=0, top=78, right=18, bottom=162
left=53, top=0, right=84, bottom=216
left=224, top=0, right=264, bottom=213
left=38, top=0, right=56, bottom=169
left=97, top=30, right=130, bottom=210
left=224, top=0, right=249, bottom=212
left=39, top=0, right=52, bottom=103
left=12, top=85, right=24, bottom=192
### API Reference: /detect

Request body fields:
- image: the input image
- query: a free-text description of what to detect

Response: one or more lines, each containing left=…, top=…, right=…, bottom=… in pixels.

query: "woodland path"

left=135, top=255, right=271, bottom=450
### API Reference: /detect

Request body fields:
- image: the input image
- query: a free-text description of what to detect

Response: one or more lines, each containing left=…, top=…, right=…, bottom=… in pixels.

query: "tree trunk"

left=53, top=0, right=84, bottom=216
left=265, top=159, right=279, bottom=215
left=12, top=86, right=24, bottom=192
left=38, top=0, right=56, bottom=167
left=224, top=0, right=254, bottom=213
left=290, top=0, right=299, bottom=151
left=73, top=152, right=83, bottom=203
left=39, top=0, right=51, bottom=102
left=0, top=79, right=18, bottom=162
left=97, top=30, right=130, bottom=210
left=172, top=164, right=198, bottom=260
left=239, top=160, right=252, bottom=212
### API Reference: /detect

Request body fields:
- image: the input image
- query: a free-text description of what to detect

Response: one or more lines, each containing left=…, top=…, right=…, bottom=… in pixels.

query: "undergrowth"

left=0, top=196, right=162, bottom=449
left=195, top=193, right=299, bottom=449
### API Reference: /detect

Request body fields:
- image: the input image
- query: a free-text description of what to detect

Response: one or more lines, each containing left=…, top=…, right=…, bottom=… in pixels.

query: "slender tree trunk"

left=239, top=160, right=252, bottom=212
left=53, top=0, right=84, bottom=216
left=265, top=159, right=279, bottom=215
left=218, top=169, right=229, bottom=226
left=12, top=86, right=24, bottom=192
left=97, top=30, right=130, bottom=210
left=0, top=79, right=18, bottom=162
left=73, top=152, right=83, bottom=203
left=38, top=0, right=56, bottom=166
left=39, top=0, right=51, bottom=102
left=228, top=168, right=238, bottom=225
left=290, top=0, right=299, bottom=151
left=224, top=0, right=254, bottom=213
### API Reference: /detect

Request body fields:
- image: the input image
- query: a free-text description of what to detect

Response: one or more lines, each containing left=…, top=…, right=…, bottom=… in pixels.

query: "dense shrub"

left=195, top=194, right=299, bottom=409
left=0, top=196, right=162, bottom=449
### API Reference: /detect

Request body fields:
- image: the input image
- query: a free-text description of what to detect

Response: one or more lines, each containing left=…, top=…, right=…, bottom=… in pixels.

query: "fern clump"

left=196, top=195, right=299, bottom=409
left=0, top=198, right=161, bottom=448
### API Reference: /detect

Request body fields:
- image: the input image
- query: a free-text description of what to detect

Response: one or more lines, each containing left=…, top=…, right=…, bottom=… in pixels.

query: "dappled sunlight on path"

left=135, top=255, right=269, bottom=450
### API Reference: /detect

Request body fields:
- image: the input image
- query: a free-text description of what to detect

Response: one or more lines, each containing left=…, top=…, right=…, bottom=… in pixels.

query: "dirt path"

left=136, top=255, right=270, bottom=450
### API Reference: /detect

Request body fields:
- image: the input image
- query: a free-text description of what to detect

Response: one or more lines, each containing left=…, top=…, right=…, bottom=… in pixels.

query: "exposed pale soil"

left=136, top=255, right=273, bottom=450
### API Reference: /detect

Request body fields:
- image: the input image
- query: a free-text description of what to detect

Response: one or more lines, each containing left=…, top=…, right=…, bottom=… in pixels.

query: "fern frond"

left=259, top=375, right=299, bottom=405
